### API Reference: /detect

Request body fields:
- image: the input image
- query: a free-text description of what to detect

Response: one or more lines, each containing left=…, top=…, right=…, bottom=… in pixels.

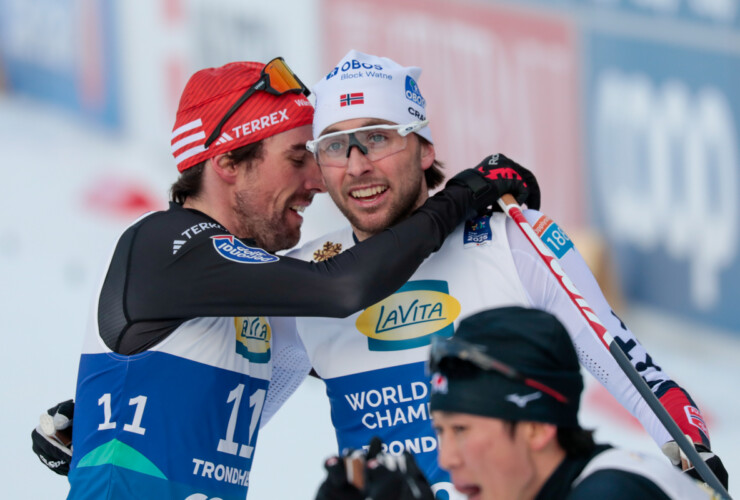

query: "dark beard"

left=233, top=192, right=300, bottom=253
left=338, top=182, right=424, bottom=238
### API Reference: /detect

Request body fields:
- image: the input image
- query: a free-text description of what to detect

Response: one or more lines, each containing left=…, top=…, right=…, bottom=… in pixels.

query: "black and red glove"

left=658, top=389, right=728, bottom=489
left=661, top=438, right=729, bottom=490
left=447, top=153, right=540, bottom=214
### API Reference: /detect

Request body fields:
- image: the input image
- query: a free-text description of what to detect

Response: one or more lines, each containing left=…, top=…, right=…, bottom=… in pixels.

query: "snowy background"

left=1, top=0, right=739, bottom=498
left=4, top=91, right=739, bottom=499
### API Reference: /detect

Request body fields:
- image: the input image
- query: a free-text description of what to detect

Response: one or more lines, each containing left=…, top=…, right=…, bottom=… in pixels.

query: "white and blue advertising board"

left=585, top=32, right=740, bottom=331
left=522, top=0, right=740, bottom=28
left=0, top=0, right=121, bottom=128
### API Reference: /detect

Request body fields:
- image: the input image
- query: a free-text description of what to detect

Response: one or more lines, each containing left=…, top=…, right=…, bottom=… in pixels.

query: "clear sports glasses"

left=305, top=120, right=429, bottom=167
left=204, top=57, right=310, bottom=149
left=428, top=335, right=569, bottom=403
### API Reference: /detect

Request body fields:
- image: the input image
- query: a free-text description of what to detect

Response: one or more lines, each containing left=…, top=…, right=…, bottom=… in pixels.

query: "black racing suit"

left=68, top=185, right=477, bottom=500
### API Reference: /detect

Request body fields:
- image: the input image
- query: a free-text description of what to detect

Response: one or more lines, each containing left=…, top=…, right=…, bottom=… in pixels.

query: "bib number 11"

left=217, top=384, right=265, bottom=460
left=96, top=383, right=265, bottom=459
left=97, top=393, right=147, bottom=435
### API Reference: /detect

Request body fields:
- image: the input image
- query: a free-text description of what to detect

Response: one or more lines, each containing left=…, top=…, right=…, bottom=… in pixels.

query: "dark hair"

left=557, top=426, right=596, bottom=457
left=418, top=136, right=445, bottom=190
left=170, top=140, right=265, bottom=204
left=501, top=421, right=595, bottom=457
left=170, top=163, right=205, bottom=204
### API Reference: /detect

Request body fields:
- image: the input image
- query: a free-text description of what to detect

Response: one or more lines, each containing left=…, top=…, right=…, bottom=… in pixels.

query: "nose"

left=437, top=434, right=461, bottom=471
left=304, top=155, right=326, bottom=193
left=345, top=146, right=373, bottom=177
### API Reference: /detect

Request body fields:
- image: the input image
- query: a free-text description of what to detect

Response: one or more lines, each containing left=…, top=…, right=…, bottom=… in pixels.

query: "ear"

left=419, top=140, right=435, bottom=171
left=525, top=422, right=559, bottom=452
left=210, top=154, right=239, bottom=184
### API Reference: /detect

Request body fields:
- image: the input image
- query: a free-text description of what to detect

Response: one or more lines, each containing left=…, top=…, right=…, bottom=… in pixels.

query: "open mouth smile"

left=350, top=185, right=388, bottom=200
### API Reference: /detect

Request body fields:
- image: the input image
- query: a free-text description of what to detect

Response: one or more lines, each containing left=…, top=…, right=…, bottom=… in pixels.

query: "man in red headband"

left=32, top=58, right=534, bottom=500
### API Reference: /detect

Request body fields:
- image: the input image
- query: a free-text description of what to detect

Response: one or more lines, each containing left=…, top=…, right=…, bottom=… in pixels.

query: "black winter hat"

left=429, top=306, right=583, bottom=427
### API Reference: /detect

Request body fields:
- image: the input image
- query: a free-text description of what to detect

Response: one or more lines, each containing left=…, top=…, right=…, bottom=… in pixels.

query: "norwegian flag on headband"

left=339, top=92, right=364, bottom=107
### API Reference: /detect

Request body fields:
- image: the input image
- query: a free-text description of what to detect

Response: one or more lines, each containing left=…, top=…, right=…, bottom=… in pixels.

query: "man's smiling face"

left=317, top=118, right=434, bottom=241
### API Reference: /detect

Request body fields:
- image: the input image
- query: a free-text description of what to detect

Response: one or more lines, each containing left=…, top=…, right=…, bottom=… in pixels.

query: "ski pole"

left=497, top=194, right=731, bottom=500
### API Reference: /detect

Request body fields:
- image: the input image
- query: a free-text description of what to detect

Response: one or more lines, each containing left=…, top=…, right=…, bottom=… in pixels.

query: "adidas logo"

left=172, top=239, right=187, bottom=254
left=215, top=132, right=233, bottom=145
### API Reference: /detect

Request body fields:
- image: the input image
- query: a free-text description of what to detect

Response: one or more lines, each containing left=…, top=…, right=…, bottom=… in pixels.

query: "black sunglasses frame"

left=429, top=335, right=569, bottom=403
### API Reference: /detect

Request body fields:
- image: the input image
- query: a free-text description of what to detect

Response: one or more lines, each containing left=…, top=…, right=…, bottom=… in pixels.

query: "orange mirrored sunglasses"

left=204, top=57, right=310, bottom=149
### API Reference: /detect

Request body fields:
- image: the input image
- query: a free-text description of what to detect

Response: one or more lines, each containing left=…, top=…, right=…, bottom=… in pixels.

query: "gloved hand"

left=315, top=452, right=364, bottom=500
left=661, top=436, right=728, bottom=489
left=31, top=399, right=74, bottom=476
left=315, top=437, right=435, bottom=500
left=446, top=153, right=540, bottom=214
left=365, top=445, right=435, bottom=500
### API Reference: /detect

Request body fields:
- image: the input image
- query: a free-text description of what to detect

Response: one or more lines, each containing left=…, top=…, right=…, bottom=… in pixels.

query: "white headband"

left=312, top=49, right=433, bottom=143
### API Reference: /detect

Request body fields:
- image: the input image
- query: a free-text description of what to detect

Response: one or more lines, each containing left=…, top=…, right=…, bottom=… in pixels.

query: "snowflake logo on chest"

left=313, top=241, right=343, bottom=262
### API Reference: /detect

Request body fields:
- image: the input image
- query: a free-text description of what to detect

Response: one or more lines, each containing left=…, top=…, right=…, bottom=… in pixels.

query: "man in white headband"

left=308, top=50, right=443, bottom=238
left=299, top=50, right=725, bottom=499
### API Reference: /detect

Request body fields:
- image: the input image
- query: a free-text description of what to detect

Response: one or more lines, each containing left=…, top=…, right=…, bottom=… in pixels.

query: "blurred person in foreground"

left=31, top=57, right=516, bottom=500
left=294, top=50, right=726, bottom=499
left=428, top=306, right=722, bottom=499
left=314, top=307, right=722, bottom=500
